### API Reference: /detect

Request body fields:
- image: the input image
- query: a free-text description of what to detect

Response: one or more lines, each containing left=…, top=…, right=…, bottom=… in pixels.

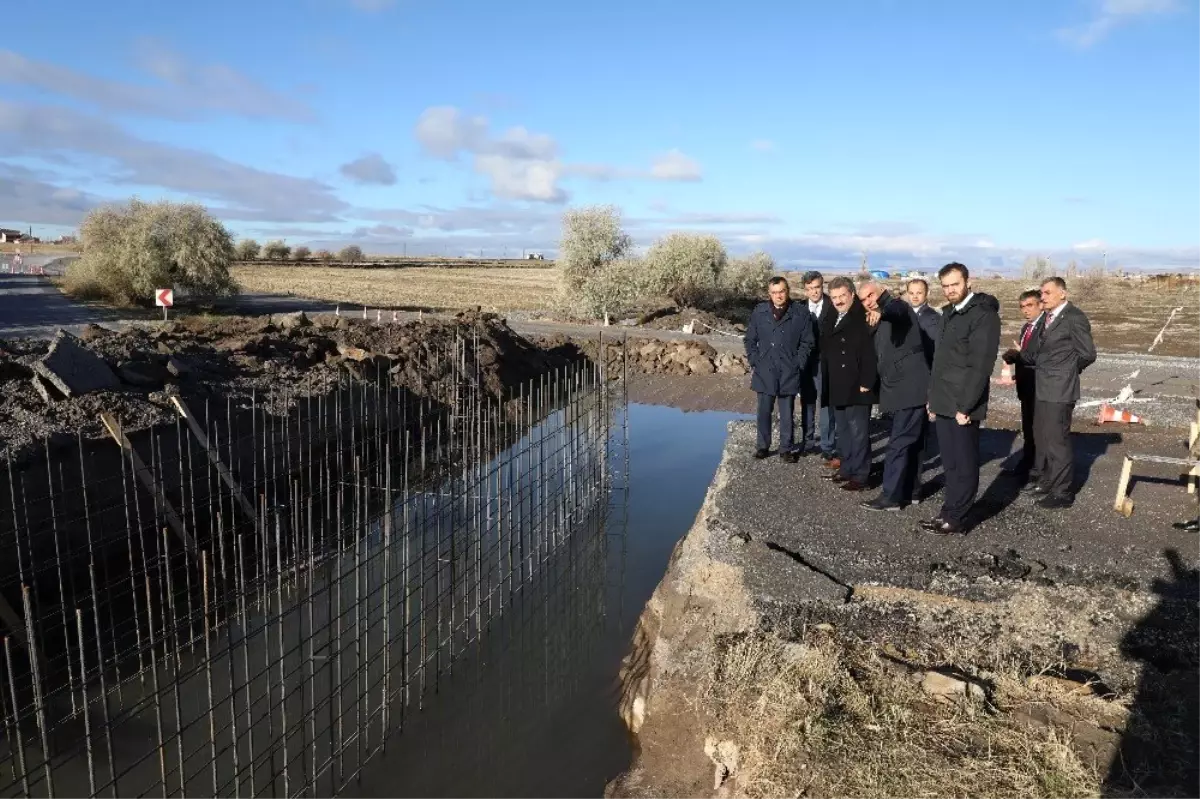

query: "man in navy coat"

left=744, top=276, right=816, bottom=463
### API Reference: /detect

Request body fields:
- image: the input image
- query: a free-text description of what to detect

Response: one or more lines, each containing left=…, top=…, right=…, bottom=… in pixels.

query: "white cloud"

left=1057, top=0, right=1180, bottom=48
left=413, top=105, right=703, bottom=202
left=750, top=139, right=776, bottom=152
left=650, top=149, right=703, bottom=181
left=0, top=42, right=314, bottom=122
left=0, top=100, right=347, bottom=222
left=1072, top=238, right=1107, bottom=251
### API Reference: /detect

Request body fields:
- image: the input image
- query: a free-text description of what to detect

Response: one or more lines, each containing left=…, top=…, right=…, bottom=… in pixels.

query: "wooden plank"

left=1127, top=454, right=1200, bottom=467
left=170, top=396, right=257, bottom=522
left=100, top=412, right=196, bottom=555
left=1114, top=455, right=1134, bottom=515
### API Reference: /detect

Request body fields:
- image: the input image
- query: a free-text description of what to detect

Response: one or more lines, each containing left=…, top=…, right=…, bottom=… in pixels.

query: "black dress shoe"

left=1021, top=483, right=1048, bottom=495
left=840, top=480, right=867, bottom=492
left=753, top=449, right=770, bottom=459
left=1037, top=494, right=1074, bottom=509
left=861, top=496, right=902, bottom=512
left=1174, top=518, right=1200, bottom=532
left=919, top=517, right=946, bottom=531
left=780, top=451, right=799, bottom=464
left=921, top=519, right=965, bottom=536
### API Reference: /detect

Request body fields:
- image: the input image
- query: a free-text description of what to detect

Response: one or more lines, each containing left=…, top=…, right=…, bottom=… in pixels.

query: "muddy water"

left=354, top=403, right=749, bottom=798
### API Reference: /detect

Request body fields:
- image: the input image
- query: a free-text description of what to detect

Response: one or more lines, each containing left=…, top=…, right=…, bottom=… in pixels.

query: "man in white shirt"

left=798, top=271, right=839, bottom=462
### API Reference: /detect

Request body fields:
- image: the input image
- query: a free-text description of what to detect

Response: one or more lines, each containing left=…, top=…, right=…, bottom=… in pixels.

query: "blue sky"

left=1, top=0, right=1197, bottom=271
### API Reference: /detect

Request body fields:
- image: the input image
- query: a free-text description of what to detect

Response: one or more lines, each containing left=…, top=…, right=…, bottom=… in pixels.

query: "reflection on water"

left=356, top=403, right=749, bottom=798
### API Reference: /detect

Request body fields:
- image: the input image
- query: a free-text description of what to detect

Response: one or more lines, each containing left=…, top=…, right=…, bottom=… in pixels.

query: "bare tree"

left=722, top=251, right=775, bottom=298
left=263, top=240, right=291, bottom=260
left=236, top=239, right=261, bottom=260
left=292, top=245, right=311, bottom=261
left=64, top=198, right=237, bottom=305
left=313, top=249, right=333, bottom=263
left=339, top=245, right=364, bottom=264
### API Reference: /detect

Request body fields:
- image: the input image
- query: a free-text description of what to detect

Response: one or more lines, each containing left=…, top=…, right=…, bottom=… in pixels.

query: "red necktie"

left=1020, top=323, right=1033, bottom=349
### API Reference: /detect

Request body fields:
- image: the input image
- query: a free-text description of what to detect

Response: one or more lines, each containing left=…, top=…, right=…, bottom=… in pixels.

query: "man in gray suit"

left=1007, top=276, right=1097, bottom=508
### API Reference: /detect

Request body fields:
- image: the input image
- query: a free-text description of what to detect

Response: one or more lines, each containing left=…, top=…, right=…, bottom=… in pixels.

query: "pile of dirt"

left=637, top=306, right=749, bottom=335
left=0, top=310, right=574, bottom=463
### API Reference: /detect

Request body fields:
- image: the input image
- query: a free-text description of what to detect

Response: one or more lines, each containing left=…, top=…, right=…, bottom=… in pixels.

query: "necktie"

left=1020, top=323, right=1033, bottom=350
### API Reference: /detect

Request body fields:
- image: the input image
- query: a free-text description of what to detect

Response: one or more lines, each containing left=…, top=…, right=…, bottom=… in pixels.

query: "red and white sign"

left=155, top=288, right=174, bottom=308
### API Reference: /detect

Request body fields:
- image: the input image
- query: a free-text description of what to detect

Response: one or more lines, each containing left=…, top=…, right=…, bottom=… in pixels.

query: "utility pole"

left=1102, top=250, right=1107, bottom=274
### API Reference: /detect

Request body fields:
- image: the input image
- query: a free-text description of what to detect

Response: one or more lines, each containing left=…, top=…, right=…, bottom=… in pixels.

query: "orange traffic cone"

left=993, top=362, right=1015, bottom=386
left=1097, top=404, right=1146, bottom=425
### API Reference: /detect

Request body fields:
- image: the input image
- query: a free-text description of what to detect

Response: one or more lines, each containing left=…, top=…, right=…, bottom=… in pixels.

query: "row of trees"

left=557, top=205, right=775, bottom=322
left=236, top=239, right=364, bottom=264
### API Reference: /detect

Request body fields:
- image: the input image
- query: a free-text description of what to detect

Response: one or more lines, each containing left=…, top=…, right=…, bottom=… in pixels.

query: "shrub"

left=722, top=251, right=775, bottom=298
left=63, top=198, right=237, bottom=306
left=556, top=205, right=634, bottom=320
left=1072, top=265, right=1106, bottom=303
left=236, top=239, right=261, bottom=260
left=339, top=245, right=364, bottom=264
left=292, top=245, right=311, bottom=261
left=643, top=232, right=728, bottom=307
left=263, top=240, right=291, bottom=260
left=312, top=249, right=333, bottom=263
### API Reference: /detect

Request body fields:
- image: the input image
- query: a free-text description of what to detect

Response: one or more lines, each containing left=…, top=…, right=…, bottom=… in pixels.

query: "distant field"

left=0, top=243, right=80, bottom=255
left=235, top=257, right=554, bottom=270
left=231, top=264, right=560, bottom=313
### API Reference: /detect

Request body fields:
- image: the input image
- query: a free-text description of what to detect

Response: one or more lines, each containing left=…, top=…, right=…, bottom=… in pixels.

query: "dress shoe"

left=1037, top=494, right=1074, bottom=509
left=780, top=451, right=799, bottom=464
left=919, top=517, right=946, bottom=531
left=840, top=480, right=867, bottom=492
left=1021, top=483, right=1047, bottom=495
left=753, top=449, right=770, bottom=459
left=1174, top=519, right=1200, bottom=532
left=921, top=519, right=965, bottom=536
left=861, top=496, right=901, bottom=511
left=821, top=472, right=846, bottom=483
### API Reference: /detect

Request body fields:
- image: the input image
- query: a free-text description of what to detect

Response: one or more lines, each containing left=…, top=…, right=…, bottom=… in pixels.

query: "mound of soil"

left=0, top=310, right=574, bottom=463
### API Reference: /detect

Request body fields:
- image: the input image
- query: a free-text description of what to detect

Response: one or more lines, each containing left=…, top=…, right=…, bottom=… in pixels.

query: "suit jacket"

left=875, top=299, right=941, bottom=413
left=743, top=301, right=815, bottom=396
left=1013, top=315, right=1041, bottom=401
left=821, top=298, right=878, bottom=408
left=801, top=294, right=838, bottom=402
left=1018, top=302, right=1096, bottom=404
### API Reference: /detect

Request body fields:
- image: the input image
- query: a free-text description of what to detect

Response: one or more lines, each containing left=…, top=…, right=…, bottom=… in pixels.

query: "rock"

left=728, top=532, right=750, bottom=547
left=78, top=323, right=116, bottom=343
left=920, top=671, right=986, bottom=702
left=118, top=361, right=167, bottom=389
left=33, top=331, right=120, bottom=397
left=703, top=737, right=740, bottom=791
left=166, top=357, right=192, bottom=378
left=687, top=355, right=716, bottom=375
left=722, top=360, right=748, bottom=376
left=30, top=374, right=66, bottom=403
left=271, top=311, right=311, bottom=330
left=337, top=343, right=370, bottom=362
left=638, top=343, right=661, bottom=360
left=156, top=341, right=174, bottom=356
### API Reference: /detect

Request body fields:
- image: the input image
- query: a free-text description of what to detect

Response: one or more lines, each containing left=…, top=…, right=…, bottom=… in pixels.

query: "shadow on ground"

left=1103, top=548, right=1200, bottom=797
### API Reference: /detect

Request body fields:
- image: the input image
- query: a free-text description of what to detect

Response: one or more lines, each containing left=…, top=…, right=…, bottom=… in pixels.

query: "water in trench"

left=354, top=403, right=748, bottom=798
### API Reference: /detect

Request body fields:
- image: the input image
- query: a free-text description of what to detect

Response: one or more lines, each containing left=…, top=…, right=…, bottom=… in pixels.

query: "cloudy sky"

left=1, top=0, right=1197, bottom=272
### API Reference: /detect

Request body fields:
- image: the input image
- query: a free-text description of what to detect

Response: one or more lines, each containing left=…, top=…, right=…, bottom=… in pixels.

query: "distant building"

left=0, top=229, right=23, bottom=243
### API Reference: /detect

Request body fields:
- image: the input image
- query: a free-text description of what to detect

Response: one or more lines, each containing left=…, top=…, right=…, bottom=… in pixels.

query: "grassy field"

left=231, top=263, right=560, bottom=313
left=0, top=243, right=81, bottom=255
left=234, top=262, right=1199, bottom=356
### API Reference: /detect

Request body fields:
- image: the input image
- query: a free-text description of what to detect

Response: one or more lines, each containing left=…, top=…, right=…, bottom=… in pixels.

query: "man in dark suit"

left=820, top=277, right=877, bottom=491
left=798, top=270, right=839, bottom=461
left=1001, top=290, right=1045, bottom=483
left=924, top=263, right=1001, bottom=535
left=1009, top=276, right=1097, bottom=508
left=744, top=275, right=816, bottom=463
left=862, top=279, right=942, bottom=511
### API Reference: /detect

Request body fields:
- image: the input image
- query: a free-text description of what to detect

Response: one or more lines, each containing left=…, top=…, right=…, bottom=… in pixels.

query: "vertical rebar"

left=22, top=584, right=54, bottom=799
left=75, top=609, right=97, bottom=797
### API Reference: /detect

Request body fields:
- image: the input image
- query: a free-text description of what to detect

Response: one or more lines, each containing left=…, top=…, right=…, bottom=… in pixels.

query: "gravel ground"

left=711, top=420, right=1198, bottom=596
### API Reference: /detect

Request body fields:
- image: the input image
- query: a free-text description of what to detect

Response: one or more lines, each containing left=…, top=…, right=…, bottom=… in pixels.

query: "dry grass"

left=231, top=264, right=559, bottom=313
left=700, top=633, right=1114, bottom=798
left=0, top=243, right=81, bottom=254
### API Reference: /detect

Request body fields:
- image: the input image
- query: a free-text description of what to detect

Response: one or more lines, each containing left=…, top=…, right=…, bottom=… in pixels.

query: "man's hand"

left=866, top=309, right=881, bottom=327
left=955, top=411, right=970, bottom=426
left=926, top=403, right=935, bottom=422
left=859, top=386, right=870, bottom=393
left=1002, top=348, right=1019, bottom=364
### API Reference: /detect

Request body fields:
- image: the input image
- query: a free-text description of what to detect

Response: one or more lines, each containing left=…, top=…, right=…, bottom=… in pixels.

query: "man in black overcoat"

left=861, top=278, right=943, bottom=511
left=819, top=277, right=877, bottom=491
left=744, top=276, right=816, bottom=463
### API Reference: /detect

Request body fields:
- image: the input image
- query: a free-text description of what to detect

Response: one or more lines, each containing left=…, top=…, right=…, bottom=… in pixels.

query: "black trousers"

left=756, top=393, right=796, bottom=453
left=880, top=406, right=927, bottom=504
left=934, top=415, right=981, bottom=525
left=1018, top=393, right=1041, bottom=477
left=1034, top=400, right=1075, bottom=498
left=834, top=405, right=871, bottom=483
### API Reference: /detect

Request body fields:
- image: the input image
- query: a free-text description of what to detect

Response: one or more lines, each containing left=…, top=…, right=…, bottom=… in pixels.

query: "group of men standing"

left=743, top=262, right=1096, bottom=536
